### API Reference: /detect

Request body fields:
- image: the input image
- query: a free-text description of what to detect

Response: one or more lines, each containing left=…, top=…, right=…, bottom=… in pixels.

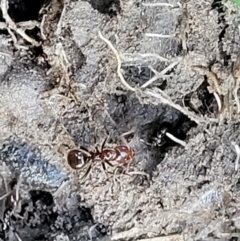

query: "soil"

left=0, top=0, right=240, bottom=240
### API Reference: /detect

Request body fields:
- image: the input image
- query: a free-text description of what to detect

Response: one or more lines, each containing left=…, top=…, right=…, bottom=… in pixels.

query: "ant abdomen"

left=67, top=147, right=92, bottom=169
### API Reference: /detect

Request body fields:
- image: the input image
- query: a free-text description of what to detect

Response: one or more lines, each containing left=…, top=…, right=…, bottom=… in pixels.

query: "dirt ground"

left=0, top=0, right=240, bottom=240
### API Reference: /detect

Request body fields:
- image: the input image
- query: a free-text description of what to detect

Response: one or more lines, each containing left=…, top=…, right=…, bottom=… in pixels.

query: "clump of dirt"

left=0, top=179, right=107, bottom=241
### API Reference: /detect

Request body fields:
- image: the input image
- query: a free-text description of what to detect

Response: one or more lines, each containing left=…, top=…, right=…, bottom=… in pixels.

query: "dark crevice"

left=123, top=65, right=167, bottom=90
left=1, top=187, right=107, bottom=240
left=89, top=0, right=121, bottom=15
left=183, top=79, right=216, bottom=116
left=105, top=93, right=196, bottom=175
left=139, top=108, right=196, bottom=173
left=211, top=0, right=231, bottom=66
left=0, top=0, right=47, bottom=22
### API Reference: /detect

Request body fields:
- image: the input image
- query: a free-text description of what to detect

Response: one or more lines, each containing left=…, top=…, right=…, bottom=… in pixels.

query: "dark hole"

left=196, top=165, right=207, bottom=176
left=90, top=0, right=121, bottom=15
left=25, top=27, right=42, bottom=42
left=0, top=0, right=47, bottom=22
left=138, top=107, right=196, bottom=173
left=29, top=190, right=54, bottom=206
left=211, top=0, right=231, bottom=66
left=197, top=180, right=210, bottom=189
left=236, top=178, right=240, bottom=191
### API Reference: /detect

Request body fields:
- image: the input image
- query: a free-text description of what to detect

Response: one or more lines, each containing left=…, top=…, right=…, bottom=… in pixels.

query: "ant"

left=67, top=137, right=134, bottom=179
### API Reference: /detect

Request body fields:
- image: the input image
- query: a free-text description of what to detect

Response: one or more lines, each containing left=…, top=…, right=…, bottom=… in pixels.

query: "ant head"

left=67, top=148, right=92, bottom=169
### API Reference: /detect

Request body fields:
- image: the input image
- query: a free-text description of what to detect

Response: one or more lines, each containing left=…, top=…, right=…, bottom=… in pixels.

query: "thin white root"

left=141, top=59, right=182, bottom=88
left=53, top=180, right=70, bottom=197
left=1, top=0, right=40, bottom=46
left=143, top=88, right=215, bottom=125
left=213, top=92, right=222, bottom=112
left=233, top=72, right=240, bottom=113
left=0, top=193, right=9, bottom=201
left=15, top=177, right=22, bottom=202
left=13, top=231, right=23, bottom=241
left=136, top=235, right=184, bottom=241
left=142, top=3, right=175, bottom=7
left=122, top=53, right=169, bottom=63
left=88, top=223, right=99, bottom=241
left=98, top=31, right=136, bottom=92
left=98, top=30, right=214, bottom=126
left=165, top=132, right=186, bottom=147
left=40, top=14, right=47, bottom=40
left=127, top=171, right=149, bottom=177
left=232, top=142, right=240, bottom=172
left=145, top=33, right=175, bottom=38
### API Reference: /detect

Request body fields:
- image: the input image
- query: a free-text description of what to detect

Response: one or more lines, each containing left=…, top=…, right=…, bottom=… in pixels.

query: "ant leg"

left=104, top=159, right=114, bottom=167
left=120, top=128, right=136, bottom=146
left=101, top=161, right=109, bottom=178
left=101, top=136, right=108, bottom=151
left=81, top=161, right=93, bottom=180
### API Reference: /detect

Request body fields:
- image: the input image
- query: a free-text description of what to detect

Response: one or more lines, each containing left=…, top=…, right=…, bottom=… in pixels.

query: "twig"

left=213, top=92, right=222, bottom=112
left=165, top=132, right=187, bottom=147
left=192, top=66, right=221, bottom=94
left=0, top=193, right=9, bottom=201
left=122, top=53, right=169, bottom=62
left=98, top=31, right=136, bottom=92
left=40, top=14, right=47, bottom=40
left=232, top=142, right=240, bottom=172
left=0, top=0, right=40, bottom=46
left=136, top=235, right=184, bottom=241
left=55, top=2, right=67, bottom=36
left=143, top=88, right=217, bottom=125
left=98, top=31, right=215, bottom=126
left=88, top=223, right=98, bottom=241
left=141, top=59, right=182, bottom=88
left=127, top=171, right=149, bottom=177
left=145, top=33, right=175, bottom=38
left=233, top=66, right=240, bottom=113
left=142, top=3, right=175, bottom=7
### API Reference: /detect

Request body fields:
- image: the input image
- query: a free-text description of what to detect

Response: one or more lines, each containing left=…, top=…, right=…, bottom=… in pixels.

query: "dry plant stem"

left=98, top=31, right=136, bottom=92
left=40, top=15, right=47, bottom=40
left=88, top=223, right=99, bottom=241
left=15, top=177, right=22, bottom=202
left=213, top=92, right=222, bottom=112
left=145, top=33, right=175, bottom=38
left=122, top=53, right=169, bottom=62
left=143, top=88, right=210, bottom=125
left=0, top=0, right=40, bottom=46
left=192, top=66, right=221, bottom=94
left=127, top=171, right=149, bottom=177
left=0, top=193, right=9, bottom=201
left=165, top=132, right=186, bottom=147
left=13, top=231, right=22, bottom=241
left=232, top=142, right=240, bottom=171
left=111, top=229, right=183, bottom=241
left=141, top=59, right=182, bottom=88
left=233, top=71, right=240, bottom=113
left=55, top=1, right=67, bottom=36
left=10, top=177, right=22, bottom=216
left=142, top=3, right=175, bottom=7
left=53, top=180, right=69, bottom=197
left=136, top=235, right=184, bottom=241
left=99, top=31, right=211, bottom=126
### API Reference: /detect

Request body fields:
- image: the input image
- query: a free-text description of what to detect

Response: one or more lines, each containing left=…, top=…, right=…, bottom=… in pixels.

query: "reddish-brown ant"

left=67, top=137, right=134, bottom=179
